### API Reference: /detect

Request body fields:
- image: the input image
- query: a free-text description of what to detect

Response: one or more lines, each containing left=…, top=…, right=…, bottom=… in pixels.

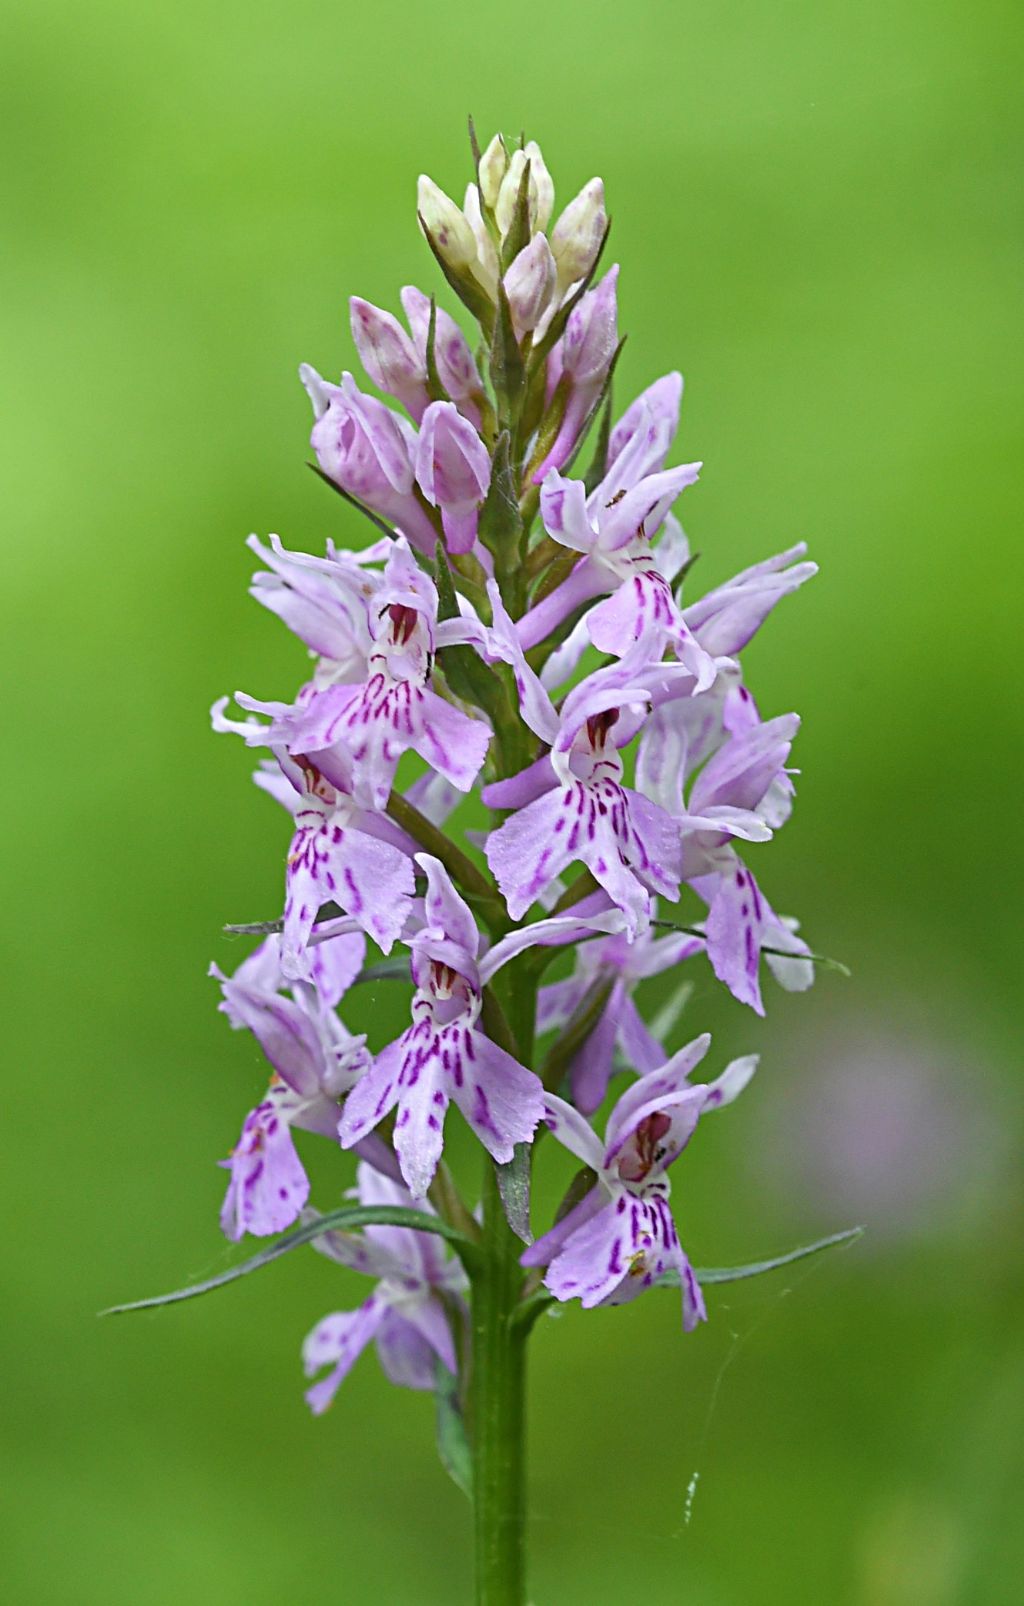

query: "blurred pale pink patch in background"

left=758, top=1006, right=1011, bottom=1240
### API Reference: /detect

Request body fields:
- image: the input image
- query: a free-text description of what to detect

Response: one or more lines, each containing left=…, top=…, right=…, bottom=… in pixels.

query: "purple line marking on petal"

left=472, top=1082, right=499, bottom=1138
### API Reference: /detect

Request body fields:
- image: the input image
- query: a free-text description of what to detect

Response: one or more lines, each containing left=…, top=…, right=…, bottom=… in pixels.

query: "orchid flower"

left=303, top=370, right=441, bottom=554
left=252, top=751, right=415, bottom=974
left=212, top=932, right=371, bottom=1240
left=213, top=538, right=491, bottom=811
left=483, top=656, right=685, bottom=935
left=339, top=856, right=547, bottom=1197
left=638, top=684, right=812, bottom=1013
left=303, top=1163, right=467, bottom=1411
left=518, top=379, right=714, bottom=689
left=522, top=1036, right=758, bottom=1327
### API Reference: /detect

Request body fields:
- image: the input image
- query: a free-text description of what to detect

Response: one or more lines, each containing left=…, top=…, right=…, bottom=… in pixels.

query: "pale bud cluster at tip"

left=417, top=131, right=606, bottom=342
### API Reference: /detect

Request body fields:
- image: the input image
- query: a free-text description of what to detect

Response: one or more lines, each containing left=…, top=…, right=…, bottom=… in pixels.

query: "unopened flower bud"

left=503, top=234, right=557, bottom=339
left=495, top=150, right=527, bottom=238
left=463, top=183, right=500, bottom=296
left=416, top=175, right=478, bottom=269
left=349, top=296, right=430, bottom=422
left=478, top=133, right=509, bottom=211
left=414, top=399, right=490, bottom=555
left=550, top=177, right=607, bottom=293
left=561, top=263, right=619, bottom=383
left=532, top=266, right=619, bottom=481
left=523, top=141, right=554, bottom=233
left=495, top=143, right=556, bottom=239
left=400, top=286, right=482, bottom=421
left=310, top=372, right=438, bottom=552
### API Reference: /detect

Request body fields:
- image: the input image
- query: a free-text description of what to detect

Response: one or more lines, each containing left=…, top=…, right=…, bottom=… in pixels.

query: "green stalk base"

left=471, top=1165, right=528, bottom=1606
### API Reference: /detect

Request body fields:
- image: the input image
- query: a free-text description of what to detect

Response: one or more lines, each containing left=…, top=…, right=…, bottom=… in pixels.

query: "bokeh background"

left=3, top=0, right=1021, bottom=1600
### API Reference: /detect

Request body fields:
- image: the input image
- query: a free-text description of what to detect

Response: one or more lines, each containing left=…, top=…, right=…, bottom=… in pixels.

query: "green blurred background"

left=2, top=0, right=1021, bottom=1600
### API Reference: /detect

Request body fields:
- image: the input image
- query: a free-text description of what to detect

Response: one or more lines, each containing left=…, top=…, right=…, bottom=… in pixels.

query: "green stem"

left=465, top=682, right=540, bottom=1604
left=386, top=791, right=506, bottom=931
left=471, top=1162, right=529, bottom=1606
